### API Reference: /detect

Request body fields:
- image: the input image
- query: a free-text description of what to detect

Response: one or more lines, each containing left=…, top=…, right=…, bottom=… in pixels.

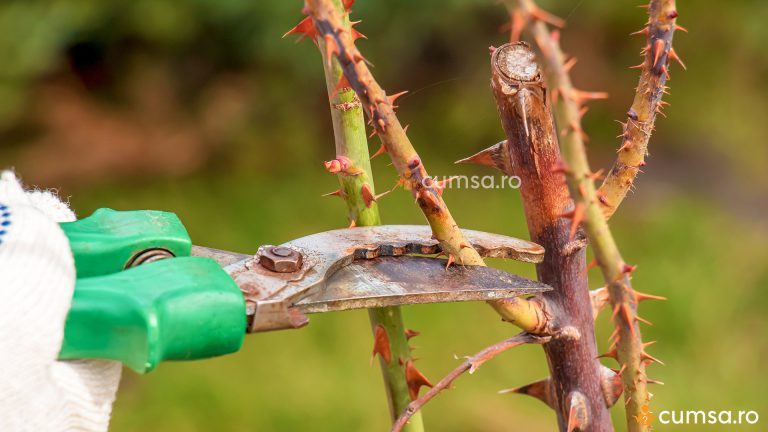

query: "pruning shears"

left=58, top=208, right=550, bottom=373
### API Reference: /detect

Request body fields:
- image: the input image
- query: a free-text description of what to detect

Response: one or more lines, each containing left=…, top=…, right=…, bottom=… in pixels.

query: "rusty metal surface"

left=193, top=225, right=545, bottom=333
left=295, top=256, right=550, bottom=313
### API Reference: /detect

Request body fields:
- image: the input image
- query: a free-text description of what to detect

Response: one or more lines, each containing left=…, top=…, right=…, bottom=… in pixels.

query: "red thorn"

left=559, top=202, right=585, bottom=241
left=572, top=89, right=609, bottom=104
left=324, top=34, right=339, bottom=68
left=405, top=329, right=420, bottom=340
left=586, top=258, right=599, bottom=272
left=405, top=360, right=433, bottom=400
left=283, top=17, right=318, bottom=41
left=668, top=48, right=686, bottom=70
left=377, top=118, right=386, bottom=132
left=322, top=189, right=345, bottom=198
left=652, top=39, right=665, bottom=68
left=619, top=304, right=637, bottom=338
left=641, top=350, right=664, bottom=365
left=387, top=90, right=408, bottom=106
left=675, top=24, right=688, bottom=33
left=370, top=143, right=386, bottom=160
left=330, top=75, right=351, bottom=99
left=578, top=106, right=589, bottom=119
left=368, top=128, right=378, bottom=139
left=563, top=57, right=578, bottom=73
left=661, top=64, right=670, bottom=80
left=342, top=0, right=355, bottom=11
left=631, top=289, right=667, bottom=303
left=598, top=348, right=618, bottom=361
left=630, top=27, right=649, bottom=36
left=509, top=10, right=526, bottom=42
left=629, top=62, right=645, bottom=69
left=587, top=169, right=605, bottom=181
left=622, top=263, right=638, bottom=274
left=529, top=5, right=565, bottom=28
left=371, top=324, right=391, bottom=365
left=445, top=254, right=456, bottom=270
left=361, top=183, right=377, bottom=208
left=433, top=176, right=458, bottom=196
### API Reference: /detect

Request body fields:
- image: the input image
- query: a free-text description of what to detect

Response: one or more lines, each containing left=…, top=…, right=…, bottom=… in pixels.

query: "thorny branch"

left=597, top=0, right=684, bottom=219
left=391, top=333, right=551, bottom=432
left=304, top=0, right=552, bottom=335
left=505, top=0, right=676, bottom=430
left=307, top=0, right=423, bottom=427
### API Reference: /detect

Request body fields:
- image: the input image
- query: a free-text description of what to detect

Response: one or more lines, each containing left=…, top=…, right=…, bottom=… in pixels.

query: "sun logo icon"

left=634, top=404, right=656, bottom=427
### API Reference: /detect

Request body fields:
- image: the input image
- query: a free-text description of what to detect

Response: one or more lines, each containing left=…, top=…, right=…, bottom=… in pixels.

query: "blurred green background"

left=2, top=0, right=767, bottom=430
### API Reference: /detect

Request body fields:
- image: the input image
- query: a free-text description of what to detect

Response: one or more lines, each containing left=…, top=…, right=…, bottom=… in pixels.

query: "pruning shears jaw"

left=195, top=225, right=549, bottom=333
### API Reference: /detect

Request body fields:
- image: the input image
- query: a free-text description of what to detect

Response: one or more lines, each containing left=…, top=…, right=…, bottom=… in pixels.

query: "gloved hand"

left=0, top=171, right=122, bottom=432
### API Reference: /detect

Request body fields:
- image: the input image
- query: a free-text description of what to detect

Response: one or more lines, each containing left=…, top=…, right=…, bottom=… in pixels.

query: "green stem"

left=319, top=2, right=423, bottom=429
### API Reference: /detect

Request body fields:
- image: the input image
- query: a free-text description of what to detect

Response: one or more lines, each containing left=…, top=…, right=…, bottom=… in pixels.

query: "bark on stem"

left=486, top=42, right=613, bottom=431
left=306, top=0, right=549, bottom=333
left=511, top=3, right=667, bottom=429
left=597, top=0, right=681, bottom=219
left=317, top=1, right=422, bottom=428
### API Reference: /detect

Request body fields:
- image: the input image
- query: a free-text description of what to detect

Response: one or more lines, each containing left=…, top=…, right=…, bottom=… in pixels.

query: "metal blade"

left=294, top=256, right=550, bottom=313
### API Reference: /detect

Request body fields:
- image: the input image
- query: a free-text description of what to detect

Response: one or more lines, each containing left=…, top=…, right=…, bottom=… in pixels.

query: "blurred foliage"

left=1, top=0, right=767, bottom=430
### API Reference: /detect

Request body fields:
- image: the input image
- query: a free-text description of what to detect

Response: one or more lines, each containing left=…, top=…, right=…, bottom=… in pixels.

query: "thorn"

left=370, top=143, right=386, bottom=160
left=405, top=360, right=433, bottom=400
left=559, top=202, right=585, bottom=241
left=586, top=258, right=599, bottom=272
left=608, top=326, right=620, bottom=344
left=629, top=62, right=645, bottom=69
left=368, top=128, right=378, bottom=139
left=324, top=34, right=339, bottom=68
left=571, top=89, right=609, bottom=105
left=371, top=324, right=391, bottom=365
left=590, top=287, right=609, bottom=318
left=667, top=10, right=679, bottom=19
left=668, top=48, right=686, bottom=70
left=330, top=75, right=351, bottom=99
left=610, top=303, right=621, bottom=322
left=509, top=10, right=526, bottom=42
left=499, top=377, right=556, bottom=410
left=587, top=169, right=605, bottom=181
left=600, top=366, right=624, bottom=408
left=621, top=263, right=638, bottom=274
left=661, top=64, right=670, bottom=79
left=459, top=242, right=471, bottom=249
left=630, top=289, right=667, bottom=303
left=630, top=27, right=649, bottom=36
left=619, top=304, right=637, bottom=338
left=598, top=348, right=618, bottom=361
left=322, top=189, right=345, bottom=198
left=361, top=183, right=377, bottom=208
left=445, top=254, right=456, bottom=270
left=349, top=219, right=357, bottom=228
left=433, top=176, right=458, bottom=196
left=405, top=329, right=420, bottom=340
left=455, top=141, right=508, bottom=173
left=578, top=106, right=589, bottom=119
left=529, top=4, right=565, bottom=28
left=387, top=90, right=408, bottom=106
left=488, top=45, right=498, bottom=55
left=636, top=315, right=653, bottom=326
left=377, top=118, right=386, bottom=132
left=675, top=24, right=688, bottom=33
left=283, top=17, right=318, bottom=41
left=651, top=39, right=666, bottom=68
left=566, top=392, right=589, bottom=432
left=342, top=0, right=355, bottom=11
left=641, top=350, right=665, bottom=365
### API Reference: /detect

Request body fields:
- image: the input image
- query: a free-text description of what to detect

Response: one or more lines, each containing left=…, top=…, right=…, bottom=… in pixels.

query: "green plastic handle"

left=60, top=257, right=246, bottom=373
left=60, top=208, right=192, bottom=278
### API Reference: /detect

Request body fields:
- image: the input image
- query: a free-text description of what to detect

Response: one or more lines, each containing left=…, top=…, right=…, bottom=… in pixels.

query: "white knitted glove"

left=0, top=171, right=122, bottom=432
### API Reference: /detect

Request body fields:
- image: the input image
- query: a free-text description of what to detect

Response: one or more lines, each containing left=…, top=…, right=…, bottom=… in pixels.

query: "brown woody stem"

left=316, top=1, right=422, bottom=428
left=486, top=42, right=613, bottom=431
left=306, top=0, right=549, bottom=334
left=391, top=333, right=551, bottom=432
left=597, top=0, right=681, bottom=219
left=511, top=1, right=669, bottom=430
